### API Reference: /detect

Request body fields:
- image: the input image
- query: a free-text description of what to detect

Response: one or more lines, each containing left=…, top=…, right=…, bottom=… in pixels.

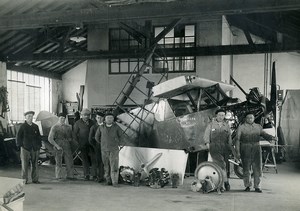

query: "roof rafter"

left=1, top=0, right=300, bottom=30
left=6, top=43, right=300, bottom=62
left=6, top=62, right=62, bottom=80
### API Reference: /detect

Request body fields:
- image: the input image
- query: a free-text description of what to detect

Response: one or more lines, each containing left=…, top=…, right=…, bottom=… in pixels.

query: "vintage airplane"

left=114, top=68, right=278, bottom=179
left=116, top=74, right=276, bottom=151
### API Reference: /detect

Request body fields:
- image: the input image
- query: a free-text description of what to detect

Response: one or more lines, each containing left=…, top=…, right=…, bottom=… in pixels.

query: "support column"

left=0, top=62, right=7, bottom=87
left=0, top=62, right=8, bottom=129
left=196, top=17, right=223, bottom=81
left=86, top=24, right=109, bottom=108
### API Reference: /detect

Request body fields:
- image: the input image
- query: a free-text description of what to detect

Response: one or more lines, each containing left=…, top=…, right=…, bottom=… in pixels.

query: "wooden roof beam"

left=6, top=62, right=62, bottom=80
left=6, top=43, right=300, bottom=61
left=1, top=0, right=300, bottom=30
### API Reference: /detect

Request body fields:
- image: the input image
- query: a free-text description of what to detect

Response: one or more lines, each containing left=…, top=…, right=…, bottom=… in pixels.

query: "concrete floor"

left=0, top=162, right=300, bottom=211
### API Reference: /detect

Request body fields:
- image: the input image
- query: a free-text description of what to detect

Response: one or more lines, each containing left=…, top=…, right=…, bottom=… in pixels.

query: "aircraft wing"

left=152, top=75, right=235, bottom=98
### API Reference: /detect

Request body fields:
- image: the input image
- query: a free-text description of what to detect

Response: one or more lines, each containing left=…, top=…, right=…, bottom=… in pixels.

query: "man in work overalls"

left=204, top=109, right=232, bottom=192
left=235, top=112, right=276, bottom=193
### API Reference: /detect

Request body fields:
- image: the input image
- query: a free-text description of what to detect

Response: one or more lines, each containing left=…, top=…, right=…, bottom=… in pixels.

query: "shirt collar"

left=25, top=121, right=33, bottom=126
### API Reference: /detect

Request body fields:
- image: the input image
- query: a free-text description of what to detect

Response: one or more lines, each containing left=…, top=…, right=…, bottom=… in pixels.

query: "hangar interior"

left=0, top=0, right=300, bottom=211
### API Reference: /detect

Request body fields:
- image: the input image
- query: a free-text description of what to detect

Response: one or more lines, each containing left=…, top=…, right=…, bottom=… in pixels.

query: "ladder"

left=112, top=18, right=181, bottom=145
left=112, top=44, right=168, bottom=144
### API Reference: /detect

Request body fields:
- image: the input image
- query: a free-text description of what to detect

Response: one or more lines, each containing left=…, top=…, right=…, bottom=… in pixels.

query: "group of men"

left=16, top=109, right=123, bottom=187
left=204, top=109, right=277, bottom=193
left=16, top=107, right=276, bottom=192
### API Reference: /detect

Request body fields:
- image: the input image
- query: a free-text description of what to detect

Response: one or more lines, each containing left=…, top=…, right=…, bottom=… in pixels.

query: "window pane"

left=174, top=59, right=180, bottom=71
left=129, top=40, right=139, bottom=49
left=185, top=37, right=195, bottom=43
left=184, top=59, right=194, bottom=71
left=110, top=61, right=119, bottom=73
left=166, top=59, right=174, bottom=71
left=185, top=25, right=195, bottom=36
left=120, top=30, right=128, bottom=39
left=155, top=27, right=164, bottom=37
left=6, top=70, right=52, bottom=123
left=130, top=61, right=138, bottom=72
left=17, top=72, right=23, bottom=81
left=174, top=25, right=185, bottom=37
left=11, top=71, right=17, bottom=80
left=119, top=40, right=129, bottom=50
left=110, top=29, right=119, bottom=39
left=120, top=60, right=129, bottom=73
left=110, top=40, right=119, bottom=50
left=165, top=29, right=174, bottom=38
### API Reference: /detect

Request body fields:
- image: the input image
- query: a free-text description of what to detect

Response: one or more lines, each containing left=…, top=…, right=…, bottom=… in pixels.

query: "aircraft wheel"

left=194, top=161, right=224, bottom=189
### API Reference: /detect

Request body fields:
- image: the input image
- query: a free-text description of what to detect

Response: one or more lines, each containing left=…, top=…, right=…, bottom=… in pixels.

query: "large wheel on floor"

left=194, top=161, right=224, bottom=189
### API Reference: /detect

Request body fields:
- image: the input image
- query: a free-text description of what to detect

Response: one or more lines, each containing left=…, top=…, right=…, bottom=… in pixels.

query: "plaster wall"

left=231, top=27, right=300, bottom=101
left=83, top=18, right=225, bottom=107
left=62, top=61, right=87, bottom=104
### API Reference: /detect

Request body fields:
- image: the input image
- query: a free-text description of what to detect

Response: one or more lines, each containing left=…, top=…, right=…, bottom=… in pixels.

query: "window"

left=154, top=25, right=196, bottom=48
left=109, top=58, right=147, bottom=74
left=7, top=70, right=52, bottom=122
left=109, top=28, right=145, bottom=50
left=109, top=24, right=196, bottom=74
left=153, top=56, right=195, bottom=73
left=109, top=28, right=146, bottom=74
left=153, top=24, right=196, bottom=73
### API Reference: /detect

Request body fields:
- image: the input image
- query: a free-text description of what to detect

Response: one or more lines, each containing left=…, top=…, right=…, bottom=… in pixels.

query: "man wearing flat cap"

left=48, top=113, right=74, bottom=180
left=73, top=108, right=95, bottom=180
left=16, top=111, right=42, bottom=184
left=95, top=112, right=123, bottom=187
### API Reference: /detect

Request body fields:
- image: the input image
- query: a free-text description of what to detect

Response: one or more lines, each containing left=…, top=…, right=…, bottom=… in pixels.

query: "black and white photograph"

left=0, top=0, right=299, bottom=210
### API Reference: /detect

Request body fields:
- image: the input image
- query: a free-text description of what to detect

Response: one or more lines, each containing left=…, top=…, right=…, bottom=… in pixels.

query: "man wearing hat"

left=73, top=108, right=95, bottom=180
left=95, top=112, right=123, bottom=187
left=203, top=108, right=232, bottom=193
left=16, top=111, right=42, bottom=184
left=89, top=112, right=105, bottom=182
left=48, top=113, right=74, bottom=180
left=235, top=112, right=277, bottom=193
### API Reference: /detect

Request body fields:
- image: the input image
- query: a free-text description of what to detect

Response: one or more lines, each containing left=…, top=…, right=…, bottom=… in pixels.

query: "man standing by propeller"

left=95, top=113, right=123, bottom=187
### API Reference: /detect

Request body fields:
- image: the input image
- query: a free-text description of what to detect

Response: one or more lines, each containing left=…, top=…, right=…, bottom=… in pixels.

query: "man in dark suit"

left=16, top=111, right=42, bottom=184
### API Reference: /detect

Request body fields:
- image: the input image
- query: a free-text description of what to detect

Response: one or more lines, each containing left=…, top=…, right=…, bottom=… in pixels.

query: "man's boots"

left=224, top=182, right=230, bottom=191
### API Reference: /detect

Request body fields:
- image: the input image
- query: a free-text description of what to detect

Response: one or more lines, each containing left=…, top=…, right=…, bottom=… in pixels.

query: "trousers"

left=210, top=144, right=229, bottom=183
left=102, top=150, right=119, bottom=184
left=241, top=143, right=262, bottom=188
left=92, top=144, right=104, bottom=179
left=54, top=140, right=74, bottom=179
left=20, top=147, right=39, bottom=182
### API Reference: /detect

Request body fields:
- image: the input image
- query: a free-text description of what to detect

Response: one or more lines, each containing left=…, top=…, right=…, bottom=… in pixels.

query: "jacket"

left=95, top=122, right=123, bottom=152
left=89, top=123, right=100, bottom=147
left=16, top=121, right=42, bottom=151
left=48, top=123, right=72, bottom=146
left=73, top=118, right=94, bottom=147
